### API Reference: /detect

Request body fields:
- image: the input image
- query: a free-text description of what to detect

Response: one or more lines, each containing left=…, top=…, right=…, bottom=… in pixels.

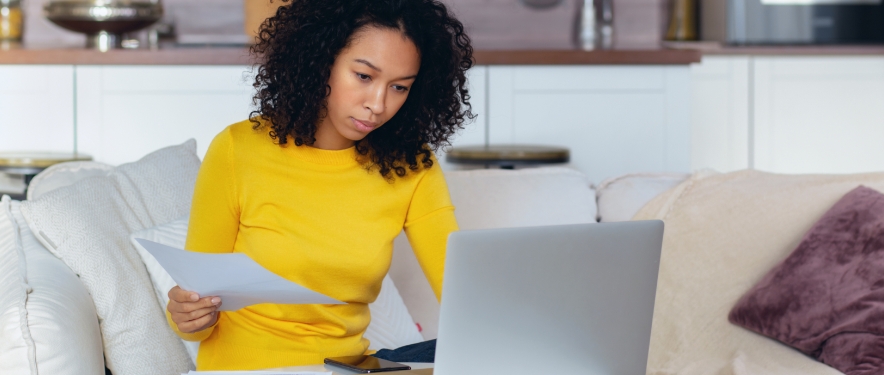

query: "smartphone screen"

left=324, top=355, right=411, bottom=373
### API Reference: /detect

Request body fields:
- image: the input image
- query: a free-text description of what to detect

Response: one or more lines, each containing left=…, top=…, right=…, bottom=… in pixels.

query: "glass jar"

left=0, top=0, right=23, bottom=42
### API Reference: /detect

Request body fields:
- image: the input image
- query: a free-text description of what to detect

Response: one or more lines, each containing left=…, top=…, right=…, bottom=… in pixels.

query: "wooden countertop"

left=706, top=45, right=884, bottom=56
left=472, top=49, right=700, bottom=65
left=9, top=44, right=884, bottom=66
left=662, top=42, right=884, bottom=56
left=0, top=46, right=701, bottom=65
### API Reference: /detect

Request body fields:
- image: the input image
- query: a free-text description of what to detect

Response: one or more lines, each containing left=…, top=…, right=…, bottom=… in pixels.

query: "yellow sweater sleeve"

left=169, top=127, right=241, bottom=342
left=186, top=126, right=240, bottom=255
left=403, top=162, right=458, bottom=302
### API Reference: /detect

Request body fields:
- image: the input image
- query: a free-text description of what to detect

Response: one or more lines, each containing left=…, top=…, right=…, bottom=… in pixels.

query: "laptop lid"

left=434, top=221, right=663, bottom=375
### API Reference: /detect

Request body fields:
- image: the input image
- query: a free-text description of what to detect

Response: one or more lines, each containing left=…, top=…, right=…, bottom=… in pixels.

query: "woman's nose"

left=364, top=86, right=386, bottom=114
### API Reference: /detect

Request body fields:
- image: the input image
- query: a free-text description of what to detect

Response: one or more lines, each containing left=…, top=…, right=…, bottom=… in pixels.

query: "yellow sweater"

left=168, top=120, right=458, bottom=370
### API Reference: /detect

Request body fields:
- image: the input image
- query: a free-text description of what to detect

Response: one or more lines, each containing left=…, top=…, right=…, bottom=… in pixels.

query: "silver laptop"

left=433, top=221, right=664, bottom=375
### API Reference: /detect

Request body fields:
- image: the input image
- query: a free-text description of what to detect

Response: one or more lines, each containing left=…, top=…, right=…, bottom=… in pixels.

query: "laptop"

left=432, top=220, right=664, bottom=375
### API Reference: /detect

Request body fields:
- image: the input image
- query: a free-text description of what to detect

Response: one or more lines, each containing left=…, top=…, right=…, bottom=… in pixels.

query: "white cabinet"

left=488, top=65, right=693, bottom=183
left=75, top=66, right=255, bottom=165
left=753, top=57, right=884, bottom=174
left=692, top=55, right=884, bottom=175
left=2, top=63, right=693, bottom=182
left=0, top=65, right=75, bottom=153
left=74, top=65, right=486, bottom=167
left=689, top=56, right=750, bottom=173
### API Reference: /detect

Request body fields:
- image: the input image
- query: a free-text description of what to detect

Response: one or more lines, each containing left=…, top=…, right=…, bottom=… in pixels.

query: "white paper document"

left=183, top=372, right=331, bottom=375
left=135, top=238, right=343, bottom=311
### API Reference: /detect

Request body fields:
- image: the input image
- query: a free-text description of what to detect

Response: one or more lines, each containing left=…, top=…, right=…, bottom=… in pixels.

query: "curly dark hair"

left=249, top=0, right=475, bottom=179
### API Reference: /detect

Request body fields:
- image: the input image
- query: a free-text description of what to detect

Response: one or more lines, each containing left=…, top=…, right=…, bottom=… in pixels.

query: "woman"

left=164, top=0, right=474, bottom=371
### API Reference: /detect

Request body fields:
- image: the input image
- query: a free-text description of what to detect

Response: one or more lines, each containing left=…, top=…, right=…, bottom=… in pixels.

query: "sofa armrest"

left=0, top=198, right=104, bottom=375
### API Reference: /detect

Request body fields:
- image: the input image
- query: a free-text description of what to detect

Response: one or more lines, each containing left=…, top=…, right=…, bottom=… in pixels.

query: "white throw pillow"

left=595, top=173, right=689, bottom=222
left=389, top=167, right=598, bottom=340
left=130, top=216, right=424, bottom=356
left=362, top=275, right=424, bottom=350
left=0, top=195, right=104, bottom=375
left=129, top=217, right=199, bottom=365
left=27, top=161, right=114, bottom=201
left=19, top=140, right=200, bottom=375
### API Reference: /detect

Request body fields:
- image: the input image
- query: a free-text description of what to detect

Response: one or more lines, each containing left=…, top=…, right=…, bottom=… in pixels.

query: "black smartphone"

left=324, top=355, right=411, bottom=373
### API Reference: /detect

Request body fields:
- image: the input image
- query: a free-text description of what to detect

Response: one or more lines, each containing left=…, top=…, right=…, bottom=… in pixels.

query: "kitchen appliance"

left=573, top=0, right=613, bottom=50
left=44, top=0, right=162, bottom=51
left=701, top=0, right=884, bottom=44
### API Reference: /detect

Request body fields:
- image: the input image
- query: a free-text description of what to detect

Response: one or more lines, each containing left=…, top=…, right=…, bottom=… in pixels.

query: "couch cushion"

left=130, top=217, right=423, bottom=360
left=19, top=140, right=199, bottom=375
left=0, top=196, right=104, bottom=375
left=596, top=173, right=689, bottom=222
left=129, top=217, right=200, bottom=366
left=0, top=196, right=33, bottom=374
left=361, top=274, right=426, bottom=350
left=730, top=186, right=884, bottom=375
left=389, top=167, right=597, bottom=340
left=633, top=169, right=884, bottom=375
left=446, top=167, right=597, bottom=230
left=27, top=161, right=114, bottom=201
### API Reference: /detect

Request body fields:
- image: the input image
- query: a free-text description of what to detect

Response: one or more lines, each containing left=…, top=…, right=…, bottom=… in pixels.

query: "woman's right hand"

left=167, top=286, right=222, bottom=334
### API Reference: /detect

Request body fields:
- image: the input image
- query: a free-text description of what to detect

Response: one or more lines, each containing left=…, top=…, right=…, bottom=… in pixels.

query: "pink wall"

left=444, top=0, right=671, bottom=49
left=22, top=0, right=672, bottom=50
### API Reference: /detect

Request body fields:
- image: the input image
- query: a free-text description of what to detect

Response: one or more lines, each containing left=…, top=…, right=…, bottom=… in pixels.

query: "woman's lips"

left=351, top=117, right=378, bottom=133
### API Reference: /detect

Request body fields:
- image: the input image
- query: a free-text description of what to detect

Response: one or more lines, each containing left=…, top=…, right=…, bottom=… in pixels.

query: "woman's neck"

left=313, top=119, right=356, bottom=150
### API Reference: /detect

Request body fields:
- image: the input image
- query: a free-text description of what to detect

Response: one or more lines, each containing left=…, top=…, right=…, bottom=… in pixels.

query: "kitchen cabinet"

left=689, top=56, right=750, bottom=173
left=488, top=65, right=693, bottom=183
left=691, top=55, right=884, bottom=175
left=0, top=65, right=75, bottom=153
left=75, top=66, right=255, bottom=165
left=753, top=56, right=884, bottom=174
left=72, top=66, right=486, bottom=167
left=2, top=63, right=691, bottom=183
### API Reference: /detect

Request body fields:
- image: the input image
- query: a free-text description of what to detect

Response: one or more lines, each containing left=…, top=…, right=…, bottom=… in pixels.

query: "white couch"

left=0, top=140, right=689, bottom=375
left=7, top=141, right=876, bottom=375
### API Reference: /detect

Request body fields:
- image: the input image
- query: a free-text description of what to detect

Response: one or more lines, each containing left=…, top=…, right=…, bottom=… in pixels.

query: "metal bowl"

left=44, top=0, right=162, bottom=50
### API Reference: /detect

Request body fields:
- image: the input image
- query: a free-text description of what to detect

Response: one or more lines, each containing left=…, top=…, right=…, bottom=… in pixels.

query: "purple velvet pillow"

left=729, top=186, right=884, bottom=375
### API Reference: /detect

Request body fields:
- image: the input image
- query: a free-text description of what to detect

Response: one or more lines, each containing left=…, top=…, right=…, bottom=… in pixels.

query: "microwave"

left=701, top=0, right=884, bottom=45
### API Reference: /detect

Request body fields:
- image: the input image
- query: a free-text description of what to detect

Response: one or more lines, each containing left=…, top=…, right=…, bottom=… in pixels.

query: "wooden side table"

left=445, top=145, right=569, bottom=169
left=0, top=152, right=92, bottom=200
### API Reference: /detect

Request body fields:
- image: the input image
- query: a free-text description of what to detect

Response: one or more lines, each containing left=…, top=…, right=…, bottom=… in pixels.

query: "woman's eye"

left=393, top=85, right=409, bottom=92
left=356, top=73, right=371, bottom=81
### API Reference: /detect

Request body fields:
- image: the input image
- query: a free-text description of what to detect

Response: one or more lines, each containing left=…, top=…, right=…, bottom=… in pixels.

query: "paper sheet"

left=183, top=372, right=331, bottom=375
left=135, top=238, right=343, bottom=311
